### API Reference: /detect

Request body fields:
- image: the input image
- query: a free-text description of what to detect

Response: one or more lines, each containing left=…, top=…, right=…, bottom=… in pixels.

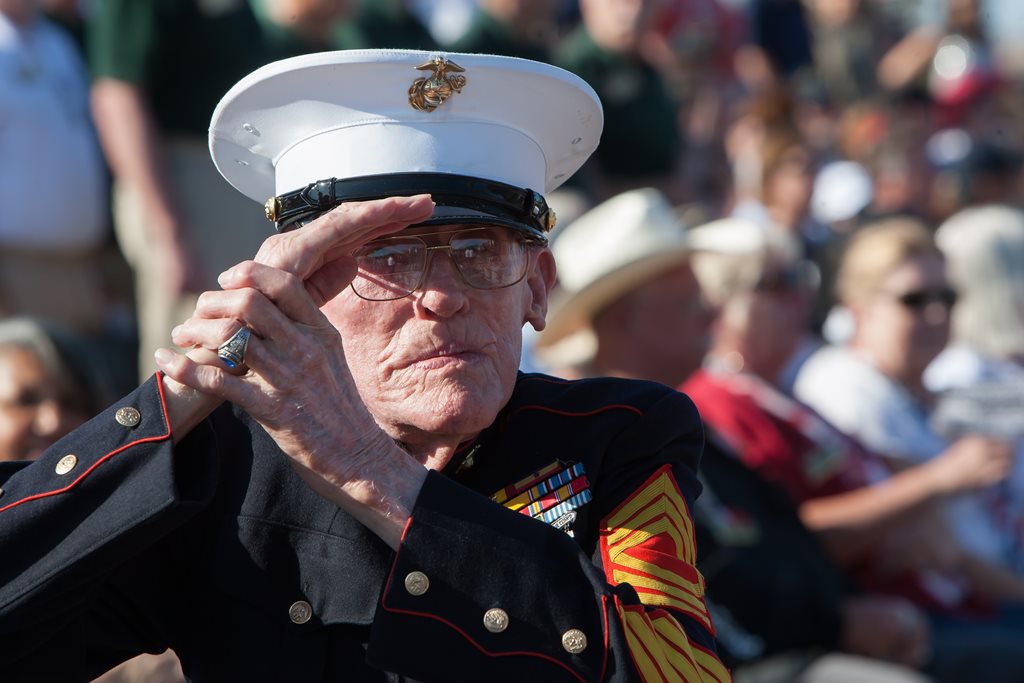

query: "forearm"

left=90, top=78, right=181, bottom=236
left=801, top=463, right=944, bottom=533
left=799, top=466, right=947, bottom=563
left=161, top=345, right=225, bottom=442
left=877, top=28, right=941, bottom=91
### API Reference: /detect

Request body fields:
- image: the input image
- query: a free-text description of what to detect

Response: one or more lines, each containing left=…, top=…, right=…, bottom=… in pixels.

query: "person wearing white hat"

left=0, top=50, right=729, bottom=682
left=535, top=187, right=706, bottom=386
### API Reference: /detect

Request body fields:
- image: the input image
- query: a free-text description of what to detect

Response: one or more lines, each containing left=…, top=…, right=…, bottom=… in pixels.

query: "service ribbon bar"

left=518, top=474, right=591, bottom=517
left=493, top=461, right=564, bottom=505
left=502, top=462, right=587, bottom=511
left=539, top=490, right=593, bottom=525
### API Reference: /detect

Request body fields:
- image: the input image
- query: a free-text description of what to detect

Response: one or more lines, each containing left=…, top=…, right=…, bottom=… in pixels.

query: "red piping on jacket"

left=510, top=404, right=643, bottom=419
left=0, top=373, right=173, bottom=514
left=382, top=517, right=600, bottom=683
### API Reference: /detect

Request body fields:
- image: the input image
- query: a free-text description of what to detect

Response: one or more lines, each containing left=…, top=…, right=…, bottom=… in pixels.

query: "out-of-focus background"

left=6, top=1, right=1024, bottom=681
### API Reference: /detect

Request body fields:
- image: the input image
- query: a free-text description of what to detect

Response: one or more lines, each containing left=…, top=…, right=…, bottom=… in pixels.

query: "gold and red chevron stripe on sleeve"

left=599, top=465, right=713, bottom=632
left=619, top=602, right=730, bottom=683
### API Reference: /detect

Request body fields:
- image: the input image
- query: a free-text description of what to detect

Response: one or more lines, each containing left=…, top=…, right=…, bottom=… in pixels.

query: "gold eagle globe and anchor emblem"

left=408, top=57, right=467, bottom=112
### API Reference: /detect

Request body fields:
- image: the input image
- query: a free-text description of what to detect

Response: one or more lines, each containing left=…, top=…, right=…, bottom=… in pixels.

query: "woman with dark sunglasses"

left=794, top=217, right=1024, bottom=580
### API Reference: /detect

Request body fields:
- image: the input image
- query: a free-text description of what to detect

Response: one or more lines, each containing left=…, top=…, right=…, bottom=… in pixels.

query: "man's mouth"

left=407, top=344, right=485, bottom=369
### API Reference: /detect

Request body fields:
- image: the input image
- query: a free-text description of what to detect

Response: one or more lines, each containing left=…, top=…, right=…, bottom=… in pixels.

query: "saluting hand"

left=155, top=195, right=435, bottom=549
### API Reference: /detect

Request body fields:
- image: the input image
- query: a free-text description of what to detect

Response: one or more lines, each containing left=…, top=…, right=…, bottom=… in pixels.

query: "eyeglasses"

left=890, top=287, right=958, bottom=310
left=351, top=227, right=538, bottom=301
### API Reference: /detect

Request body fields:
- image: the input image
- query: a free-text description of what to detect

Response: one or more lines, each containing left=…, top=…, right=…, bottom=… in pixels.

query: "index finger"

left=254, top=194, right=435, bottom=278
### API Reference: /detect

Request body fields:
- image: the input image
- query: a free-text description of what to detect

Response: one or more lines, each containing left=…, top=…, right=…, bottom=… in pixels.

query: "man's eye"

left=362, top=246, right=419, bottom=272
left=454, top=239, right=498, bottom=259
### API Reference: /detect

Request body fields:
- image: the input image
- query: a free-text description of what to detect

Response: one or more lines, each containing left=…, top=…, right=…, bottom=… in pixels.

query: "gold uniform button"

left=288, top=600, right=312, bottom=624
left=404, top=571, right=430, bottom=596
left=562, top=629, right=587, bottom=654
left=55, top=454, right=78, bottom=475
left=115, top=406, right=141, bottom=427
left=483, top=608, right=509, bottom=633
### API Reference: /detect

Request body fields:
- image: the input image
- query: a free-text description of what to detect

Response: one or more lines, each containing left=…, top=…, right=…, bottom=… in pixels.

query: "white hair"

left=936, top=204, right=1024, bottom=359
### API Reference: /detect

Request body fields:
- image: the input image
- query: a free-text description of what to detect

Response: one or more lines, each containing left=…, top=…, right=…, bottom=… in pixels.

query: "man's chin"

left=390, top=376, right=510, bottom=433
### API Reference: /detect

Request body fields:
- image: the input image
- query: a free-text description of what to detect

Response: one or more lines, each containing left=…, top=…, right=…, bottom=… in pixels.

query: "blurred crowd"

left=5, top=0, right=1024, bottom=681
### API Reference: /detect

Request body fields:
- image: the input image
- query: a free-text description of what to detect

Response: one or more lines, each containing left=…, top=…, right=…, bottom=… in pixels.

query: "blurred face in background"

left=594, top=263, right=710, bottom=386
left=263, top=0, right=352, bottom=42
left=852, top=252, right=953, bottom=389
left=580, top=0, right=661, bottom=54
left=483, top=0, right=558, bottom=35
left=0, top=345, right=90, bottom=461
left=720, top=259, right=813, bottom=382
left=764, top=145, right=814, bottom=228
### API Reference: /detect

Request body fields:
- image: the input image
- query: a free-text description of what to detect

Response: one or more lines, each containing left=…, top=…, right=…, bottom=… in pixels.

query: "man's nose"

left=420, top=247, right=467, bottom=287
left=416, top=248, right=469, bottom=316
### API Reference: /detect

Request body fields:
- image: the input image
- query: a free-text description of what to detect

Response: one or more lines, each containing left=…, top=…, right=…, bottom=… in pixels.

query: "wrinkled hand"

left=840, top=595, right=931, bottom=668
left=155, top=195, right=435, bottom=548
left=926, top=434, right=1013, bottom=494
left=251, top=194, right=436, bottom=307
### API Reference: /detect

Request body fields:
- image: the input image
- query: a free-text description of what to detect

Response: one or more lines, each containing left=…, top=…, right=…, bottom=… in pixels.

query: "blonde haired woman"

left=794, top=216, right=1024, bottom=575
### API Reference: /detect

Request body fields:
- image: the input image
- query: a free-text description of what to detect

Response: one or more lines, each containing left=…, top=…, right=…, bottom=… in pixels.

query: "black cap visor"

left=266, top=172, right=554, bottom=243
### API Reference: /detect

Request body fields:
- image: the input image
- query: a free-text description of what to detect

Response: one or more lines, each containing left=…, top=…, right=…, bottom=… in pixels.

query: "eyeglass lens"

left=351, top=228, right=529, bottom=301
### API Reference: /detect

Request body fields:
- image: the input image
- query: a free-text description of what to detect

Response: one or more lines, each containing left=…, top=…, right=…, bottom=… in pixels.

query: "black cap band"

left=265, top=172, right=555, bottom=242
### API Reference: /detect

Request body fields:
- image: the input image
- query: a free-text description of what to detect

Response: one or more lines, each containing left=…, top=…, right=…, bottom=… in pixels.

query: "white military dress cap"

left=208, top=49, right=603, bottom=238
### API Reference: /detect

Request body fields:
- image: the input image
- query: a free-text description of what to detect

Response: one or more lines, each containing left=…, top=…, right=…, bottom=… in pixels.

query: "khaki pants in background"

left=114, top=138, right=272, bottom=382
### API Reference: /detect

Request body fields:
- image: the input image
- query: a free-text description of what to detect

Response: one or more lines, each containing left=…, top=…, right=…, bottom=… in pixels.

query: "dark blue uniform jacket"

left=0, top=373, right=728, bottom=682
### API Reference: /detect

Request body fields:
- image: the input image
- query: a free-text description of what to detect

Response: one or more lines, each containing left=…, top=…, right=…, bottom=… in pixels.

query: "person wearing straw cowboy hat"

left=534, top=187, right=705, bottom=386
left=0, top=50, right=728, bottom=682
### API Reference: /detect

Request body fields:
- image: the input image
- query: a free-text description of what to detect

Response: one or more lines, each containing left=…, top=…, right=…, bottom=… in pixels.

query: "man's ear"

left=525, top=248, right=557, bottom=332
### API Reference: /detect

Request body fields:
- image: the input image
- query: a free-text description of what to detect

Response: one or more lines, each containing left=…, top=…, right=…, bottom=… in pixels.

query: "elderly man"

left=0, top=51, right=726, bottom=682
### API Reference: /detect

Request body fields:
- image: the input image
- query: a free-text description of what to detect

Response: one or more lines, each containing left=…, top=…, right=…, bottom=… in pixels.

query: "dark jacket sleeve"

left=0, top=375, right=219, bottom=679
left=367, top=387, right=731, bottom=683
